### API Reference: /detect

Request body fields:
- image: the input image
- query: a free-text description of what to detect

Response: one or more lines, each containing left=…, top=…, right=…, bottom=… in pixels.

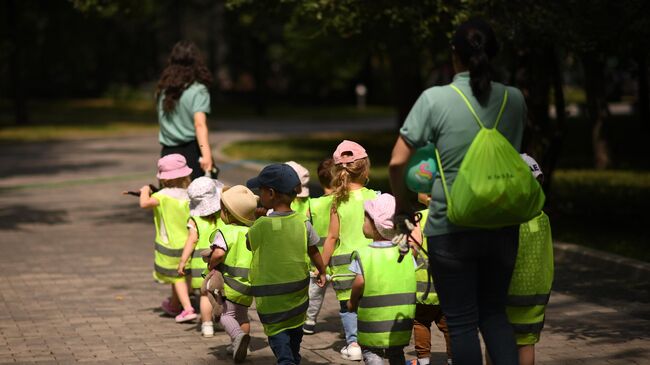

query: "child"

left=506, top=154, right=554, bottom=365
left=286, top=160, right=311, bottom=217
left=138, top=154, right=193, bottom=318
left=347, top=193, right=416, bottom=365
left=408, top=195, right=452, bottom=365
left=177, top=177, right=222, bottom=335
left=206, top=185, right=258, bottom=362
left=321, top=140, right=378, bottom=361
left=303, top=158, right=335, bottom=335
left=246, top=163, right=328, bottom=365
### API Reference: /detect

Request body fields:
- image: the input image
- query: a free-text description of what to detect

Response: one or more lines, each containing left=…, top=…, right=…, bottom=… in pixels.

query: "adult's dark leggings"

left=161, top=140, right=202, bottom=180
left=428, top=227, right=519, bottom=365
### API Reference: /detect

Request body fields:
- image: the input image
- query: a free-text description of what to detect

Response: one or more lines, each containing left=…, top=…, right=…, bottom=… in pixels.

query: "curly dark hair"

left=156, top=41, right=213, bottom=114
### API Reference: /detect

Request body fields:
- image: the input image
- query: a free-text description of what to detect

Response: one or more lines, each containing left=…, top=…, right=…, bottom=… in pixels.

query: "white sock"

left=418, top=358, right=430, bottom=365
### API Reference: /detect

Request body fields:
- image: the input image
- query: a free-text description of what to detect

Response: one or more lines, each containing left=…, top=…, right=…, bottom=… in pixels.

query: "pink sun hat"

left=333, top=140, right=368, bottom=165
left=364, top=193, right=398, bottom=240
left=157, top=154, right=193, bottom=180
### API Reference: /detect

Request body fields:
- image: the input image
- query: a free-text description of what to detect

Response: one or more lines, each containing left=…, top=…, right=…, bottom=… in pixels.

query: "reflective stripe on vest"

left=189, top=216, right=220, bottom=289
left=355, top=244, right=416, bottom=348
left=511, top=320, right=545, bottom=335
left=330, top=188, right=377, bottom=301
left=248, top=213, right=310, bottom=336
left=151, top=192, right=190, bottom=284
left=220, top=224, right=253, bottom=307
left=507, top=293, right=550, bottom=306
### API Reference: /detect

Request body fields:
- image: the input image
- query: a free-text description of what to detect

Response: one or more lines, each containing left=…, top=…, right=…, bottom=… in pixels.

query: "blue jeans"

left=428, top=227, right=519, bottom=365
left=268, top=326, right=304, bottom=365
left=339, top=300, right=358, bottom=344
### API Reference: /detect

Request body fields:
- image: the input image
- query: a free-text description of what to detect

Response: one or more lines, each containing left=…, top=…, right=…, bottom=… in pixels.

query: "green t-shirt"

left=400, top=72, right=527, bottom=237
left=158, top=82, right=211, bottom=146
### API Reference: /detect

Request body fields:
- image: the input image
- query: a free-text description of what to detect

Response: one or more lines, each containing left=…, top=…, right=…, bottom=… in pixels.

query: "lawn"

left=223, top=130, right=650, bottom=262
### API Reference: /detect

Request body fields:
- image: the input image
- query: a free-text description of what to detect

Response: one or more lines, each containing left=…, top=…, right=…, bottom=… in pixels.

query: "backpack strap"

left=449, top=84, right=509, bottom=130
left=434, top=147, right=452, bottom=212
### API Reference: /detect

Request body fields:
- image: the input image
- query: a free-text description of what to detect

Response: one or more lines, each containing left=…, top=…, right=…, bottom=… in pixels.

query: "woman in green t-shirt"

left=390, top=19, right=526, bottom=365
left=156, top=41, right=213, bottom=180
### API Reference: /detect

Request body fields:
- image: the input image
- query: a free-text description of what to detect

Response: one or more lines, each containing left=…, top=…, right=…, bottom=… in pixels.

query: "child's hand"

left=346, top=300, right=355, bottom=313
left=140, top=185, right=151, bottom=196
left=176, top=261, right=186, bottom=276
left=315, top=270, right=327, bottom=288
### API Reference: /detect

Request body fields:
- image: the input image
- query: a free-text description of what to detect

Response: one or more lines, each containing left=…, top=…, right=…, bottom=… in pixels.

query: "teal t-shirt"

left=400, top=72, right=527, bottom=237
left=158, top=82, right=211, bottom=146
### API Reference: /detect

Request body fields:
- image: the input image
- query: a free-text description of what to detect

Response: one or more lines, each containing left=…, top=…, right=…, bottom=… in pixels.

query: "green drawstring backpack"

left=434, top=85, right=545, bottom=228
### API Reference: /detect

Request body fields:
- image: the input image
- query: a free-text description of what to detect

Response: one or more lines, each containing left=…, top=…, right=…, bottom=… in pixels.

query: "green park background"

left=1, top=0, right=649, bottom=260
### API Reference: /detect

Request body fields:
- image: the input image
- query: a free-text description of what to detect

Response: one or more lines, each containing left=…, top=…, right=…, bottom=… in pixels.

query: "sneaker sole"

left=234, top=334, right=250, bottom=363
left=202, top=332, right=214, bottom=338
left=175, top=314, right=198, bottom=323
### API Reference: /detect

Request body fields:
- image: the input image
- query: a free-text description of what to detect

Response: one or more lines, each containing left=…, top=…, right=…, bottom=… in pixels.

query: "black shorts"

left=161, top=140, right=202, bottom=180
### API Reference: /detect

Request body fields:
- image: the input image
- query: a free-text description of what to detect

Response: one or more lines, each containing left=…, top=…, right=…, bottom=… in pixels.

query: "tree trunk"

left=388, top=40, right=422, bottom=127
left=582, top=53, right=611, bottom=169
left=543, top=47, right=567, bottom=193
left=637, top=52, right=649, bottom=132
left=7, top=0, right=28, bottom=125
left=252, top=36, right=268, bottom=116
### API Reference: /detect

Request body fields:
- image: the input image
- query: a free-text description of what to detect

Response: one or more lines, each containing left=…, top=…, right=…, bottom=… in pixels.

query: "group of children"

left=135, top=140, right=552, bottom=365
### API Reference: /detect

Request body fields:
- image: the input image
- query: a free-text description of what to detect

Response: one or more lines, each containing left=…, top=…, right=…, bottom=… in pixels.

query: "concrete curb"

left=554, top=241, right=650, bottom=281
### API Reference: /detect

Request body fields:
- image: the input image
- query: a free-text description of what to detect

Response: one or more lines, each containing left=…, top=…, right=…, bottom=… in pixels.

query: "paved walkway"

left=0, top=119, right=648, bottom=364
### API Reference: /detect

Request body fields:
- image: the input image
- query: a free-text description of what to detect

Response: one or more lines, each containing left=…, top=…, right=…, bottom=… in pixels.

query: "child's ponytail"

left=331, top=157, right=370, bottom=205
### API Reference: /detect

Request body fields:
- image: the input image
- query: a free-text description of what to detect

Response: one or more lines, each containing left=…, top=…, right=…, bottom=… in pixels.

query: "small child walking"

left=138, top=154, right=193, bottom=318
left=321, top=140, right=379, bottom=361
left=286, top=161, right=311, bottom=217
left=246, top=163, right=328, bottom=365
left=177, top=177, right=222, bottom=335
left=347, top=193, right=416, bottom=365
left=207, top=185, right=258, bottom=363
left=303, top=158, right=335, bottom=335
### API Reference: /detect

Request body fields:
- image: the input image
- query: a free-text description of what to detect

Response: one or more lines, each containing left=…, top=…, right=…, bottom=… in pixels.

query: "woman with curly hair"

left=156, top=41, right=214, bottom=180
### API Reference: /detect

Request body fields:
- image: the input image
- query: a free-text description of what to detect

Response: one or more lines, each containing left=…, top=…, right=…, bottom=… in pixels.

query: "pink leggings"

left=220, top=299, right=250, bottom=340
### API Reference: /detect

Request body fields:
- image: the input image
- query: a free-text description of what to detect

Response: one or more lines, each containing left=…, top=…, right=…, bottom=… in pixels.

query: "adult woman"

left=389, top=19, right=526, bottom=365
left=156, top=41, right=213, bottom=180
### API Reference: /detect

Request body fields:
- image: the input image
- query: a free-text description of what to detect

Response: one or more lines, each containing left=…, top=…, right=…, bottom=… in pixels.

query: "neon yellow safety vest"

left=218, top=224, right=253, bottom=307
left=291, top=197, right=311, bottom=220
left=308, top=194, right=333, bottom=272
left=330, top=188, right=377, bottom=301
left=354, top=244, right=417, bottom=348
left=415, top=209, right=439, bottom=306
left=248, top=213, right=310, bottom=336
left=506, top=211, right=554, bottom=345
left=151, top=192, right=190, bottom=284
left=188, top=215, right=220, bottom=289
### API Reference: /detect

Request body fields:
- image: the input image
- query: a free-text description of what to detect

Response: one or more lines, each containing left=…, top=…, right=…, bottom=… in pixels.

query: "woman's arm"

left=139, top=185, right=159, bottom=209
left=194, top=111, right=212, bottom=172
left=389, top=136, right=416, bottom=216
left=320, top=208, right=340, bottom=267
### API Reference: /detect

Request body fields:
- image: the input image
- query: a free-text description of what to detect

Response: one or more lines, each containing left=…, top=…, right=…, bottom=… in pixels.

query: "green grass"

left=223, top=133, right=650, bottom=262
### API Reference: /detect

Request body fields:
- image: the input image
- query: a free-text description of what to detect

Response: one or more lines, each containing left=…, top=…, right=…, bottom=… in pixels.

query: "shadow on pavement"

left=0, top=204, right=68, bottom=230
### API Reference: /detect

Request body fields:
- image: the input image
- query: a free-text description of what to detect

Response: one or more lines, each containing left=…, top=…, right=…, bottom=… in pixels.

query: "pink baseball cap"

left=333, top=140, right=368, bottom=165
left=364, top=193, right=398, bottom=240
left=157, top=154, right=193, bottom=180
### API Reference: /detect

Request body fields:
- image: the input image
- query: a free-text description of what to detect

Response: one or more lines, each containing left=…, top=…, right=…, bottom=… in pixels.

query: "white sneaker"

left=201, top=321, right=214, bottom=337
left=340, top=342, right=362, bottom=361
left=226, top=344, right=234, bottom=354
left=232, top=333, right=250, bottom=363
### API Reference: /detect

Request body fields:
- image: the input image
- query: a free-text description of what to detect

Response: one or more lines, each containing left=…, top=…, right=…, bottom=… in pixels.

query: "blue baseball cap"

left=246, top=163, right=301, bottom=195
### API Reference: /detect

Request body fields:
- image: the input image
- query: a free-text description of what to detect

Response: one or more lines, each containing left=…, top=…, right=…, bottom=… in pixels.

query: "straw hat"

left=221, top=185, right=258, bottom=226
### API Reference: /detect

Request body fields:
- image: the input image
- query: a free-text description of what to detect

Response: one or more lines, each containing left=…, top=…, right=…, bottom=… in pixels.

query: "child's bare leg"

left=518, top=345, right=535, bottom=365
left=200, top=294, right=212, bottom=323
left=173, top=280, right=193, bottom=311
left=240, top=322, right=250, bottom=334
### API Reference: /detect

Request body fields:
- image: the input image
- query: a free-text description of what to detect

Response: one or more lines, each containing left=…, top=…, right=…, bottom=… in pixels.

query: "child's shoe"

left=303, top=320, right=316, bottom=335
left=340, top=342, right=362, bottom=361
left=232, top=333, right=250, bottom=363
left=161, top=298, right=182, bottom=317
left=201, top=321, right=214, bottom=337
left=226, top=344, right=234, bottom=354
left=175, top=308, right=198, bottom=323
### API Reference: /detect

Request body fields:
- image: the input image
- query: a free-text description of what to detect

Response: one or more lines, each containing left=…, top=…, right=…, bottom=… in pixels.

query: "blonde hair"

left=159, top=176, right=191, bottom=189
left=331, top=157, right=370, bottom=205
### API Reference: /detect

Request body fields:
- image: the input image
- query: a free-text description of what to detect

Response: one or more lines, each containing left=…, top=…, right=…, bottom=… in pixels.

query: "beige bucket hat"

left=221, top=185, right=258, bottom=226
